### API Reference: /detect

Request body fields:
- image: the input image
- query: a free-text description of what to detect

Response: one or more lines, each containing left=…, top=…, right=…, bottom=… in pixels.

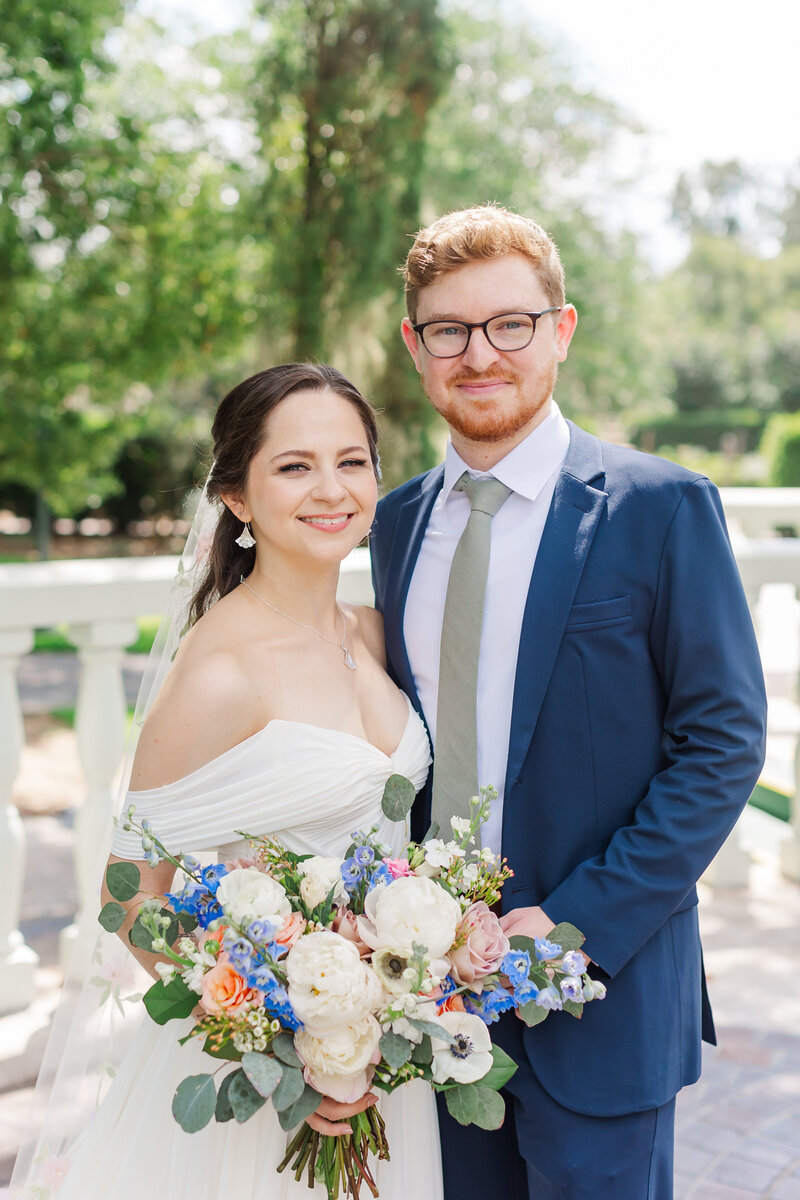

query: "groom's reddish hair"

left=402, top=204, right=566, bottom=321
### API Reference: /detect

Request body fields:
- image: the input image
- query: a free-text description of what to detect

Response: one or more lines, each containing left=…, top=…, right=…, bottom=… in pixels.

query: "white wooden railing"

left=2, top=488, right=800, bottom=1016
left=0, top=550, right=373, bottom=1015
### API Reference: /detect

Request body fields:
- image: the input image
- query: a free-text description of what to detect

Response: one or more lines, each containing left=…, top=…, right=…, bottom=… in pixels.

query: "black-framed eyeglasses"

left=412, top=308, right=562, bottom=358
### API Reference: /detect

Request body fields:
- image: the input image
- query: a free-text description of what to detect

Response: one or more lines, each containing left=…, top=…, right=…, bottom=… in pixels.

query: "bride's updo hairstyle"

left=189, top=363, right=380, bottom=625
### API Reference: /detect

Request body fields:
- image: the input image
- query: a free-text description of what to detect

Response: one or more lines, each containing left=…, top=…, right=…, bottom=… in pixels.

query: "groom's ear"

left=400, top=318, right=423, bottom=374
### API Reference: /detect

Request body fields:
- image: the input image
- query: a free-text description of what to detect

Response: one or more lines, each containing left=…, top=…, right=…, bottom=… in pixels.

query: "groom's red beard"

left=425, top=359, right=558, bottom=444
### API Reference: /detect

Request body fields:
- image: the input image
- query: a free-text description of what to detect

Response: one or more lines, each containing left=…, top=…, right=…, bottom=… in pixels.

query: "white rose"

left=295, top=1016, right=381, bottom=1102
left=358, top=875, right=462, bottom=960
left=215, top=867, right=291, bottom=928
left=297, top=856, right=348, bottom=909
left=430, top=1011, right=494, bottom=1085
left=287, top=929, right=384, bottom=1034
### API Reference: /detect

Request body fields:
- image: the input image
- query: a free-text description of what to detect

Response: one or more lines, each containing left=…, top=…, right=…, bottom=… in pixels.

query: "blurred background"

left=2, top=0, right=798, bottom=564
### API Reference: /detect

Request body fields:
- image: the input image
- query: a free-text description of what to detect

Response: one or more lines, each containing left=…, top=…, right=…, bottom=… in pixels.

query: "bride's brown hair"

left=189, top=363, right=380, bottom=626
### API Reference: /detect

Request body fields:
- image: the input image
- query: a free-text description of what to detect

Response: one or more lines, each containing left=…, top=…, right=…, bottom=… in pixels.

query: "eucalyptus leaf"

left=478, top=1044, right=518, bottom=1092
left=179, top=913, right=198, bottom=934
left=172, top=1074, right=216, bottom=1133
left=517, top=999, right=548, bottom=1028
left=241, top=1051, right=282, bottom=1099
left=508, top=934, right=537, bottom=956
left=382, top=773, right=416, bottom=822
left=271, top=1032, right=303, bottom=1069
left=129, top=906, right=178, bottom=952
left=379, top=1030, right=414, bottom=1071
left=98, top=901, right=126, bottom=932
left=563, top=999, right=583, bottom=1019
left=271, top=1065, right=306, bottom=1112
left=143, top=976, right=197, bottom=1025
left=445, top=1083, right=479, bottom=1126
left=202, top=1034, right=242, bottom=1061
left=277, top=1084, right=322, bottom=1131
left=547, top=922, right=585, bottom=953
left=215, top=1070, right=239, bottom=1123
left=105, top=860, right=141, bottom=902
left=471, top=1086, right=506, bottom=1131
left=407, top=1016, right=456, bottom=1045
left=411, top=1035, right=433, bottom=1065
left=229, top=1069, right=267, bottom=1123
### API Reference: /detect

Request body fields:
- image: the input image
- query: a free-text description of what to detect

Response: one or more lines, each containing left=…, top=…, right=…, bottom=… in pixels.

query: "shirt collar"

left=441, top=401, right=570, bottom=504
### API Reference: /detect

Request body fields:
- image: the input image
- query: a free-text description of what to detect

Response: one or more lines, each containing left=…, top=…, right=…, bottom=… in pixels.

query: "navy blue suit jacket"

left=370, top=422, right=767, bottom=1117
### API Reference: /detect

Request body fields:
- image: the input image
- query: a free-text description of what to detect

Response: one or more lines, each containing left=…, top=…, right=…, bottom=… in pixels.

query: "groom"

left=370, top=205, right=767, bottom=1199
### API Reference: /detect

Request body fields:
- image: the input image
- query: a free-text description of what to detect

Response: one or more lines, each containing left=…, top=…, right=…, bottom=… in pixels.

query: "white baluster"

left=0, top=629, right=39, bottom=1015
left=781, top=588, right=800, bottom=882
left=60, top=619, right=138, bottom=976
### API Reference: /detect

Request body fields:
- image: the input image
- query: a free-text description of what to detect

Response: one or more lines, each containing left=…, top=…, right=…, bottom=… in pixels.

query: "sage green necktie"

left=432, top=473, right=512, bottom=845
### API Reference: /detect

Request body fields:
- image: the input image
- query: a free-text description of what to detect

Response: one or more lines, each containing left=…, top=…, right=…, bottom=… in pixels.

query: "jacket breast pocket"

left=564, top=595, right=632, bottom=632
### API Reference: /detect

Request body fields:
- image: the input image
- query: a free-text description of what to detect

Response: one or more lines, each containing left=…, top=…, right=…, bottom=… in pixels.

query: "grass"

left=749, top=781, right=791, bottom=823
left=33, top=615, right=161, bottom=655
left=51, top=706, right=136, bottom=732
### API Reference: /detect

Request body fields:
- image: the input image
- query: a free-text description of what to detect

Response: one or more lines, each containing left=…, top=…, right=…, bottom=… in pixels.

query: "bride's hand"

left=307, top=1091, right=378, bottom=1137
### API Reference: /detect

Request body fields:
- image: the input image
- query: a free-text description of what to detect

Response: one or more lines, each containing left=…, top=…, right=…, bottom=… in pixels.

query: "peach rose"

left=437, top=992, right=467, bottom=1013
left=275, top=911, right=306, bottom=949
left=331, top=907, right=371, bottom=957
left=448, top=901, right=510, bottom=991
left=199, top=959, right=262, bottom=1016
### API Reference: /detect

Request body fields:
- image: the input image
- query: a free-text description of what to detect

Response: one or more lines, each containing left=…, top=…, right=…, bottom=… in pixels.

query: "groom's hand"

left=500, top=905, right=593, bottom=1022
left=308, top=1091, right=378, bottom=1137
left=499, top=903, right=556, bottom=944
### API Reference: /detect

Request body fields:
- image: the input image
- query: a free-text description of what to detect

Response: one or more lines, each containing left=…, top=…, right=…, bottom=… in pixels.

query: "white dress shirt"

left=403, top=402, right=570, bottom=854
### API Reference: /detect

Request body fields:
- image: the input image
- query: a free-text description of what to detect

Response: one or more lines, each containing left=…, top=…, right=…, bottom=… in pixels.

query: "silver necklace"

left=239, top=575, right=357, bottom=670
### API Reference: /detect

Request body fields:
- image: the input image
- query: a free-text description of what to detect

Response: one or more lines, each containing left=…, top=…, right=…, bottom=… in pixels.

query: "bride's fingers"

left=308, top=1091, right=378, bottom=1135
left=307, top=1112, right=352, bottom=1137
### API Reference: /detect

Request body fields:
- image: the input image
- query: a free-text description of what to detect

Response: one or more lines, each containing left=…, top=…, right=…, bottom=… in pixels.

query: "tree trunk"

left=35, top=493, right=52, bottom=560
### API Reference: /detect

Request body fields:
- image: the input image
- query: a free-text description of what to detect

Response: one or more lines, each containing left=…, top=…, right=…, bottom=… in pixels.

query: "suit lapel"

left=504, top=424, right=608, bottom=796
left=381, top=465, right=444, bottom=708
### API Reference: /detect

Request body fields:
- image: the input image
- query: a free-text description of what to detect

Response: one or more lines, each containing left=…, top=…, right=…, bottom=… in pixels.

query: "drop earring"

left=235, top=521, right=256, bottom=549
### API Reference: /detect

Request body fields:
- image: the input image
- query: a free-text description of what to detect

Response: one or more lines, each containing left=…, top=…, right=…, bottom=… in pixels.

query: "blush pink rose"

left=275, top=911, right=306, bottom=948
left=224, top=855, right=263, bottom=871
left=383, top=857, right=413, bottom=879
left=331, top=907, right=371, bottom=957
left=448, top=901, right=510, bottom=991
left=199, top=959, right=262, bottom=1016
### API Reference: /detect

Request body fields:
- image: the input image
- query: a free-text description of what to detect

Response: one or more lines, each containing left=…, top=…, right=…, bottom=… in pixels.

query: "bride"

left=13, top=363, right=443, bottom=1198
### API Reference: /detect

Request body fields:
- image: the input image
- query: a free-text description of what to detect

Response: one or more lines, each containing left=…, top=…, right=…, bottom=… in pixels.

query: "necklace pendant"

left=343, top=647, right=357, bottom=670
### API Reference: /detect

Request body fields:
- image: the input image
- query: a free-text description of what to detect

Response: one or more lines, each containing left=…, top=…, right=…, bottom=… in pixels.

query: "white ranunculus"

left=297, top=856, right=348, bottom=909
left=295, top=1016, right=381, bottom=1103
left=358, top=875, right=462, bottom=960
left=430, top=1011, right=494, bottom=1085
left=287, top=929, right=384, bottom=1034
left=215, top=867, right=291, bottom=928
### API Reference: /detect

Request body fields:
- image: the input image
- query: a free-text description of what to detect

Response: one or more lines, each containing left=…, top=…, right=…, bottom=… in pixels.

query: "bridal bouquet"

left=100, top=779, right=606, bottom=1198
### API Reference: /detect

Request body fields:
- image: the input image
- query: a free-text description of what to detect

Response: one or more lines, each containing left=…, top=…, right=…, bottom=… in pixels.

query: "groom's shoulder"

left=571, top=422, right=708, bottom=496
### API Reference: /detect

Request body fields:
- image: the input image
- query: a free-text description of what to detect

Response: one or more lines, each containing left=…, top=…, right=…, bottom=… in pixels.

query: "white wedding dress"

left=49, top=695, right=443, bottom=1200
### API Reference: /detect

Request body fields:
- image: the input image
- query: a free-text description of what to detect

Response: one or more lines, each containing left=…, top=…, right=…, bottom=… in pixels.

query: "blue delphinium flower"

left=501, top=950, right=531, bottom=986
left=514, top=977, right=539, bottom=1005
left=561, top=950, right=587, bottom=977
left=341, top=858, right=363, bottom=890
left=367, top=862, right=393, bottom=892
left=477, top=986, right=516, bottom=1025
left=535, top=985, right=563, bottom=1011
left=247, top=917, right=279, bottom=946
left=262, top=980, right=301, bottom=1030
left=194, top=894, right=223, bottom=928
left=201, top=863, right=229, bottom=892
left=223, top=932, right=254, bottom=974
left=165, top=878, right=205, bottom=916
left=560, top=976, right=584, bottom=1003
left=534, top=936, right=563, bottom=962
left=247, top=963, right=277, bottom=990
left=354, top=845, right=375, bottom=867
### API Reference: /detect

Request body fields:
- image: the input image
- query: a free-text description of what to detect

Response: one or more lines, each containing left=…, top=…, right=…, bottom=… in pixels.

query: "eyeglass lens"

left=422, top=313, right=535, bottom=357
